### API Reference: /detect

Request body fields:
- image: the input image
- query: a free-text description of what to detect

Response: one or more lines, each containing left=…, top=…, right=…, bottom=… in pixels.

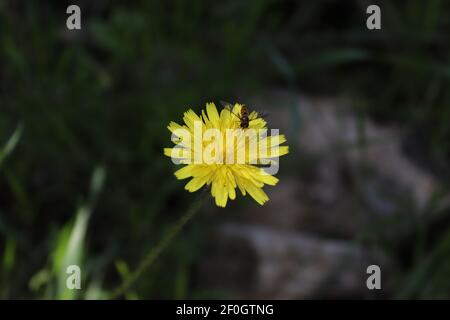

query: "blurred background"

left=1, top=0, right=450, bottom=299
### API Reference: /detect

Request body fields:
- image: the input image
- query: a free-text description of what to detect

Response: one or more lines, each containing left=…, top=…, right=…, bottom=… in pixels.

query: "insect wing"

left=220, top=100, right=233, bottom=109
left=257, top=110, right=270, bottom=119
left=221, top=101, right=241, bottom=120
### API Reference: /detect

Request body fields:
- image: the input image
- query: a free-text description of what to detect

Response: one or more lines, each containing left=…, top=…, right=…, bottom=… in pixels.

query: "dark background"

left=0, top=0, right=449, bottom=299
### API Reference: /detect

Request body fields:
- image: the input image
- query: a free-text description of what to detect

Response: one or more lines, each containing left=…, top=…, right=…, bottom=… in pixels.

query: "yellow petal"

left=183, top=109, right=202, bottom=130
left=244, top=181, right=269, bottom=205
left=206, top=102, right=220, bottom=127
left=212, top=178, right=228, bottom=207
left=254, top=171, right=279, bottom=186
left=227, top=179, right=236, bottom=200
left=261, top=145, right=289, bottom=158
left=174, top=164, right=195, bottom=179
left=167, top=121, right=187, bottom=133
left=185, top=175, right=209, bottom=192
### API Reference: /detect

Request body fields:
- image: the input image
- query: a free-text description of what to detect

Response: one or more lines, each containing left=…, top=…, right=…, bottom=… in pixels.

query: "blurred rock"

left=252, top=90, right=441, bottom=211
left=200, top=90, right=444, bottom=299
left=199, top=223, right=389, bottom=299
left=243, top=90, right=447, bottom=237
left=244, top=176, right=371, bottom=238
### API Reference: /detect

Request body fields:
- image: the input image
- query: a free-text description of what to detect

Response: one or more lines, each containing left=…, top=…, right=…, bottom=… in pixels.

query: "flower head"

left=164, top=102, right=289, bottom=207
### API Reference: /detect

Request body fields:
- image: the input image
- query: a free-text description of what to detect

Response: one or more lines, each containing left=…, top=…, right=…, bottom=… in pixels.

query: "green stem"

left=110, top=194, right=206, bottom=299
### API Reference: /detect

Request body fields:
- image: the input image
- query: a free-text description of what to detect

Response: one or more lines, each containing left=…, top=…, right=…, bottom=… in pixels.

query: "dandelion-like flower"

left=164, top=102, right=289, bottom=207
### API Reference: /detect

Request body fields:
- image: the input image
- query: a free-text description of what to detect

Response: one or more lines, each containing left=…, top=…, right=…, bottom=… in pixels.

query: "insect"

left=221, top=101, right=267, bottom=129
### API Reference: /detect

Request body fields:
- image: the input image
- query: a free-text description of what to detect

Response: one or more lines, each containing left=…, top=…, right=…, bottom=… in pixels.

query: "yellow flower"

left=164, top=102, right=289, bottom=207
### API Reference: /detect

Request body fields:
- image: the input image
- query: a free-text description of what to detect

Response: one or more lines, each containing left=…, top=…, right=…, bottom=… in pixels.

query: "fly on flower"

left=164, top=102, right=289, bottom=207
left=220, top=101, right=269, bottom=130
